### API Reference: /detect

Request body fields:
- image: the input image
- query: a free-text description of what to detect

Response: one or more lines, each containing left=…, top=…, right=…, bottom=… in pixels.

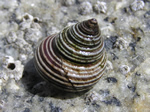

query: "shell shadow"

left=21, top=58, right=88, bottom=99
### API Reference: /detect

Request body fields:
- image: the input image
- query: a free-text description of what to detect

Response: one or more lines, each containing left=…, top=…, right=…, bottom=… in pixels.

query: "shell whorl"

left=34, top=18, right=107, bottom=92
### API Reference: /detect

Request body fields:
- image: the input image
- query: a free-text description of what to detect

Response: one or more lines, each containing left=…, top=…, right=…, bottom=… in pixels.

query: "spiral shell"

left=34, top=18, right=107, bottom=92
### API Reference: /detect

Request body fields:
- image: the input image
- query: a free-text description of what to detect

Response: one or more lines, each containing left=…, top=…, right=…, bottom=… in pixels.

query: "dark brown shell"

left=34, top=18, right=107, bottom=92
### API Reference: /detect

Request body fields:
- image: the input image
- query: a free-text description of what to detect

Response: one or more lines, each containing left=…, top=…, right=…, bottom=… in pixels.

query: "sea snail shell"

left=34, top=18, right=107, bottom=92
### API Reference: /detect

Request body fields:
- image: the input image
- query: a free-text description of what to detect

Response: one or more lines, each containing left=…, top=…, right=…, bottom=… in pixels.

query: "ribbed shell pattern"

left=34, top=18, right=107, bottom=92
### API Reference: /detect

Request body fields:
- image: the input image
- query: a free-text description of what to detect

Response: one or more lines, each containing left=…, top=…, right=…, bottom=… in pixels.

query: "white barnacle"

left=93, top=1, right=107, bottom=14
left=119, top=65, right=130, bottom=75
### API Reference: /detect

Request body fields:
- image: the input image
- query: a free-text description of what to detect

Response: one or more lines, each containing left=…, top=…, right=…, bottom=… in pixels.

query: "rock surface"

left=0, top=0, right=150, bottom=112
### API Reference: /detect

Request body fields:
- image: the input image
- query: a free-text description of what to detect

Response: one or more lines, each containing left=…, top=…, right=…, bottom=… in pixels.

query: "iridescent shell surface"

left=34, top=18, right=107, bottom=92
